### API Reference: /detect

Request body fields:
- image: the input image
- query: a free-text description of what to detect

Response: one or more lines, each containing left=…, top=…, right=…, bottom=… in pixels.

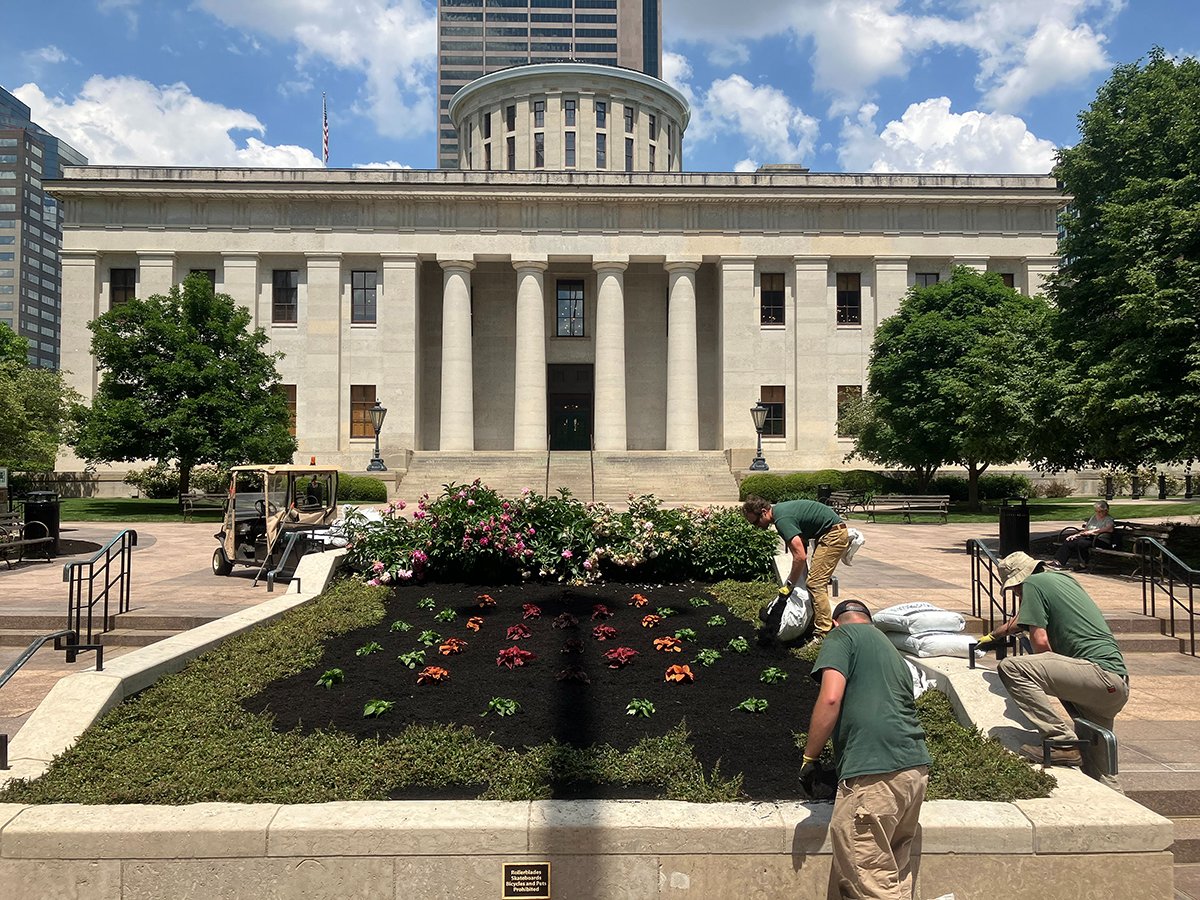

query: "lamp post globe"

left=749, top=402, right=769, bottom=471
left=367, top=401, right=388, bottom=472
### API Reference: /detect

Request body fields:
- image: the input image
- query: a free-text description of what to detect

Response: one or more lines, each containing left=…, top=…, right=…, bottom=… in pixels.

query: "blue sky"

left=0, top=0, right=1194, bottom=174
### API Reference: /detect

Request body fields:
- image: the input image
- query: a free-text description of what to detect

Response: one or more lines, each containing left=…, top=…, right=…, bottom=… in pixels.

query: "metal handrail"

left=968, top=538, right=1013, bottom=633
left=0, top=630, right=88, bottom=693
left=62, top=529, right=137, bottom=645
left=1139, top=536, right=1197, bottom=656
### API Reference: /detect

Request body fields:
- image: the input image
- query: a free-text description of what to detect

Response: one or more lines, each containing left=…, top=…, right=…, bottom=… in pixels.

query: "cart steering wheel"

left=255, top=499, right=279, bottom=517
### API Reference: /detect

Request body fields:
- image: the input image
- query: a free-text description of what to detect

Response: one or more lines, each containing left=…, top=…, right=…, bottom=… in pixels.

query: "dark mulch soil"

left=244, top=582, right=819, bottom=799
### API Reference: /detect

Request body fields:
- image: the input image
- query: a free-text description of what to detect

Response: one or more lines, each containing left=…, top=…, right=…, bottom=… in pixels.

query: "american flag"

left=322, top=93, right=329, bottom=165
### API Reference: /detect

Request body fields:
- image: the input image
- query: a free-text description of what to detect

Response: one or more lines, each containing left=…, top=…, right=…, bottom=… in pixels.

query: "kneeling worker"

left=980, top=551, right=1128, bottom=789
left=802, top=599, right=930, bottom=899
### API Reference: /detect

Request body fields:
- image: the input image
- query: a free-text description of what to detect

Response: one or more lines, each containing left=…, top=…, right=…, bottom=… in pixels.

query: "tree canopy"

left=848, top=267, right=1054, bottom=508
left=0, top=323, right=81, bottom=472
left=1048, top=48, right=1200, bottom=470
left=72, top=273, right=297, bottom=496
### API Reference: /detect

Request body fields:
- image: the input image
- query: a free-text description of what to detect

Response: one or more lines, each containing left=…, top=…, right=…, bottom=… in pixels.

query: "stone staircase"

left=0, top=612, right=221, bottom=649
left=396, top=452, right=549, bottom=501
left=591, top=452, right=739, bottom=504
left=546, top=452, right=593, bottom=502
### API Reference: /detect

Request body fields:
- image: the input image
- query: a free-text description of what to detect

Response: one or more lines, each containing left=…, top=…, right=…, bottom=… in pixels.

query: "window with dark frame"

left=507, top=135, right=516, bottom=171
left=565, top=99, right=576, bottom=126
left=556, top=279, right=585, bottom=337
left=272, top=269, right=299, bottom=324
left=596, top=133, right=606, bottom=168
left=351, top=270, right=377, bottom=324
left=534, top=100, right=545, bottom=128
left=837, top=385, right=863, bottom=438
left=624, top=105, right=634, bottom=133
left=648, top=113, right=657, bottom=140
left=625, top=137, right=634, bottom=172
left=648, top=144, right=656, bottom=169
left=483, top=112, right=492, bottom=140
left=110, top=268, right=136, bottom=307
left=1000, top=273, right=1016, bottom=288
left=565, top=131, right=576, bottom=167
left=534, top=132, right=545, bottom=168
left=506, top=104, right=516, bottom=131
left=915, top=272, right=939, bottom=288
left=278, top=384, right=297, bottom=437
left=760, top=273, right=785, bottom=325
left=350, top=384, right=377, bottom=439
left=760, top=386, right=785, bottom=437
left=836, top=272, right=862, bottom=325
left=596, top=100, right=607, bottom=129
left=484, top=144, right=492, bottom=171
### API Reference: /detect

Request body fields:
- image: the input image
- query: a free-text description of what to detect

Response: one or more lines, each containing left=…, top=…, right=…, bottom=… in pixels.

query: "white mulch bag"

left=904, top=658, right=937, bottom=699
left=887, top=630, right=980, bottom=659
left=772, top=585, right=814, bottom=643
left=874, top=601, right=966, bottom=636
left=842, top=528, right=866, bottom=565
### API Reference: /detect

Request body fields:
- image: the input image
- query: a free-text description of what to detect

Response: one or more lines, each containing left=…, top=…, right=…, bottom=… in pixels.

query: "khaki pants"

left=809, top=525, right=850, bottom=635
left=828, top=766, right=928, bottom=900
left=997, top=652, right=1129, bottom=786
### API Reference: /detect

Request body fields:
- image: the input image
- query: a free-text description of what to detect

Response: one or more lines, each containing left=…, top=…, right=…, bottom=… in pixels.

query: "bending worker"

left=802, top=599, right=930, bottom=899
left=979, top=551, right=1128, bottom=789
left=743, top=495, right=849, bottom=639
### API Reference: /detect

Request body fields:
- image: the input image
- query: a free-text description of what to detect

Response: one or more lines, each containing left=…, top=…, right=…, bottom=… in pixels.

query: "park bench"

left=1087, top=520, right=1172, bottom=577
left=866, top=494, right=950, bottom=524
left=180, top=491, right=229, bottom=522
left=828, top=490, right=868, bottom=517
left=0, top=511, right=53, bottom=569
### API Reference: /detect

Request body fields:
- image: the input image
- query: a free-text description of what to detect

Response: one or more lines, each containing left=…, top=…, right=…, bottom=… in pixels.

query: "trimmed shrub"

left=337, top=475, right=389, bottom=503
left=977, top=473, right=1034, bottom=500
left=123, top=463, right=180, bottom=499
left=189, top=465, right=230, bottom=493
left=739, top=469, right=901, bottom=502
left=1036, top=480, right=1076, bottom=499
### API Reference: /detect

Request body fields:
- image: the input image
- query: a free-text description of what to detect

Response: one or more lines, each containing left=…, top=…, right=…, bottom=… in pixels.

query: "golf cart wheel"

left=212, top=547, right=233, bottom=576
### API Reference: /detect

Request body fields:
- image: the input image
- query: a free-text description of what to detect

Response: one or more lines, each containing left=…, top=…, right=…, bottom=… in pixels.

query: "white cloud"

left=838, top=97, right=1058, bottom=174
left=354, top=160, right=413, bottom=169
left=14, top=77, right=323, bottom=168
left=195, top=0, right=437, bottom=139
left=734, top=159, right=759, bottom=173
left=24, top=46, right=69, bottom=65
left=981, top=20, right=1110, bottom=111
left=97, top=0, right=140, bottom=30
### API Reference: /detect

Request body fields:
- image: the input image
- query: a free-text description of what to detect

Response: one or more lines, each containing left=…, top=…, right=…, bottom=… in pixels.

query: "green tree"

left=849, top=268, right=1054, bottom=509
left=1049, top=49, right=1200, bottom=470
left=73, top=273, right=296, bottom=497
left=0, top=323, right=81, bottom=471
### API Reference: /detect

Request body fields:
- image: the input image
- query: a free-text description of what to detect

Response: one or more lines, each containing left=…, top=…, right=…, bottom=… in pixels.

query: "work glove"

left=798, top=756, right=836, bottom=802
left=975, top=633, right=996, bottom=648
left=778, top=582, right=794, bottom=598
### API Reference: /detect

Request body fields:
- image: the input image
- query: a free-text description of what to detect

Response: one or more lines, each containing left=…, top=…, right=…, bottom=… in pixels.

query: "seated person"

left=1052, top=500, right=1114, bottom=569
left=302, top=477, right=325, bottom=510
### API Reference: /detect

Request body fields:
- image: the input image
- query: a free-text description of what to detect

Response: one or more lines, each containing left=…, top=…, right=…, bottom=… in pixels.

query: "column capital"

left=951, top=257, right=989, bottom=270
left=593, top=258, right=628, bottom=273
left=380, top=252, right=419, bottom=266
left=873, top=256, right=910, bottom=269
left=60, top=249, right=99, bottom=264
left=793, top=255, right=830, bottom=271
left=720, top=257, right=757, bottom=271
left=512, top=259, right=549, bottom=272
left=221, top=252, right=260, bottom=265
left=664, top=259, right=702, bottom=274
left=438, top=257, right=477, bottom=272
left=305, top=252, right=342, bottom=269
left=137, top=251, right=176, bottom=264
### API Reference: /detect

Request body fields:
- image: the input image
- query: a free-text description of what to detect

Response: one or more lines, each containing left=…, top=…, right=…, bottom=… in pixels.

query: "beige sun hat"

left=999, top=551, right=1043, bottom=591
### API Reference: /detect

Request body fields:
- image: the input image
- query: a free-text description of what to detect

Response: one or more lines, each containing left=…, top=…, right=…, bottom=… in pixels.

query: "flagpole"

left=322, top=92, right=329, bottom=165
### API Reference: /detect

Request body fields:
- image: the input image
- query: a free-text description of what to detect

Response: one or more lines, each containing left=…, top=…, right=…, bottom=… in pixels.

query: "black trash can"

left=817, top=484, right=833, bottom=505
left=998, top=496, right=1030, bottom=558
left=23, top=490, right=61, bottom=555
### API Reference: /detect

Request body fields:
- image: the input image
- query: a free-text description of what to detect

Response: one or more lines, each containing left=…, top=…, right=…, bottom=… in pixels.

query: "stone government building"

left=51, top=64, right=1062, bottom=501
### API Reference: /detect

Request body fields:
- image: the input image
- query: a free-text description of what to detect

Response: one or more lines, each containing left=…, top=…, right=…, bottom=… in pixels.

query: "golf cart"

left=211, top=464, right=340, bottom=586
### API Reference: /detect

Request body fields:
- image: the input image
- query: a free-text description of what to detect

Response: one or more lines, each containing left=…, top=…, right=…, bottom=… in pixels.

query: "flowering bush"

left=344, top=483, right=778, bottom=587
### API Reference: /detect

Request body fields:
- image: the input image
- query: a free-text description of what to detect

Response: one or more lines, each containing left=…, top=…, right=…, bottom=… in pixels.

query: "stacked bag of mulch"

left=873, top=601, right=983, bottom=659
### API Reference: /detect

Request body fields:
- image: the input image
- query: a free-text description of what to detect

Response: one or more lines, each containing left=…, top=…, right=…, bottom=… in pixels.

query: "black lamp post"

left=367, top=401, right=388, bottom=472
left=749, top=402, right=769, bottom=471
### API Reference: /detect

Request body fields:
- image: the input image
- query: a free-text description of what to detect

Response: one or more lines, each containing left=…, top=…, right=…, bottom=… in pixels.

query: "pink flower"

left=562, top=549, right=573, bottom=559
left=396, top=500, right=406, bottom=510
left=372, top=561, right=385, bottom=574
left=480, top=537, right=490, bottom=547
left=412, top=550, right=427, bottom=564
left=367, top=578, right=380, bottom=587
left=413, top=510, right=426, bottom=519
left=583, top=560, right=592, bottom=570
left=467, top=499, right=476, bottom=507
left=396, top=569, right=414, bottom=581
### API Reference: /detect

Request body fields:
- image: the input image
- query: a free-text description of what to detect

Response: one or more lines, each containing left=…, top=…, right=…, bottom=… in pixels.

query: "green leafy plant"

left=734, top=698, right=768, bottom=713
left=727, top=636, right=750, bottom=653
left=434, top=608, right=458, bottom=623
left=417, top=598, right=436, bottom=611
left=397, top=650, right=426, bottom=669
left=674, top=628, right=697, bottom=642
left=481, top=697, right=521, bottom=718
left=695, top=648, right=722, bottom=667
left=355, top=642, right=383, bottom=657
left=315, top=668, right=344, bottom=689
left=362, top=699, right=394, bottom=718
left=389, top=620, right=412, bottom=633
left=656, top=607, right=676, bottom=618
left=688, top=596, right=711, bottom=608
left=706, top=615, right=727, bottom=627
left=418, top=630, right=441, bottom=646
left=626, top=698, right=656, bottom=718
left=760, top=667, right=788, bottom=684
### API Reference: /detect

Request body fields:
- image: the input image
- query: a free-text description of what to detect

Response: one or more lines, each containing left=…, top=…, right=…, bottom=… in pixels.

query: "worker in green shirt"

left=980, top=551, right=1129, bottom=788
left=802, top=599, right=931, bottom=899
left=742, top=495, right=850, bottom=640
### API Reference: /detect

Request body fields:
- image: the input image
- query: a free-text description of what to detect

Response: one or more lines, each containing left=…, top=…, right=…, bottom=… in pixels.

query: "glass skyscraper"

left=0, top=86, right=87, bottom=368
left=437, top=0, right=662, bottom=168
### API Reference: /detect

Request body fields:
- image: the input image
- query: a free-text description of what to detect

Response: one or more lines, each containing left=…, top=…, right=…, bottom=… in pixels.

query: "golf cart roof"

left=230, top=464, right=342, bottom=474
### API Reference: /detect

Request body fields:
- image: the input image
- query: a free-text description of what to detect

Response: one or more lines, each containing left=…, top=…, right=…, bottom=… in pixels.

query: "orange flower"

left=466, top=616, right=484, bottom=632
left=630, top=593, right=649, bottom=607
left=477, top=593, right=497, bottom=608
left=654, top=636, right=682, bottom=652
left=641, top=614, right=663, bottom=629
left=439, top=638, right=467, bottom=656
left=416, top=665, right=450, bottom=684
left=665, top=665, right=695, bottom=684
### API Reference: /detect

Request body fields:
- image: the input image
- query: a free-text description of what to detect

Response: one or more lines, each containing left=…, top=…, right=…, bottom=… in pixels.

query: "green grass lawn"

left=57, top=498, right=224, bottom=523
left=850, top=499, right=1200, bottom=525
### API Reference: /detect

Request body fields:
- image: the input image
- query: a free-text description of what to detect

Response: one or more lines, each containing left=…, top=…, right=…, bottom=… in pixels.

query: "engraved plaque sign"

left=502, top=862, right=551, bottom=899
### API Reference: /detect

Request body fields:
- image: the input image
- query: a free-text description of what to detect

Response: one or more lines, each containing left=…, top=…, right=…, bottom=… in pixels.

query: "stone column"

left=593, top=260, right=628, bottom=451
left=1023, top=256, right=1059, bottom=297
left=952, top=256, right=989, bottom=273
left=665, top=260, right=701, bottom=451
left=137, top=252, right=176, bottom=298
left=439, top=259, right=476, bottom=451
left=791, top=256, right=831, bottom=451
left=304, top=253, right=343, bottom=455
left=719, top=257, right=758, bottom=450
left=222, top=254, right=260, bottom=327
left=381, top=253, right=421, bottom=451
left=873, top=257, right=910, bottom=323
left=513, top=260, right=549, bottom=451
left=59, top=250, right=100, bottom=401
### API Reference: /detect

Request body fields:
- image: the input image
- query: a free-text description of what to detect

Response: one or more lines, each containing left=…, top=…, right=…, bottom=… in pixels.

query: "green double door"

left=548, top=364, right=593, bottom=451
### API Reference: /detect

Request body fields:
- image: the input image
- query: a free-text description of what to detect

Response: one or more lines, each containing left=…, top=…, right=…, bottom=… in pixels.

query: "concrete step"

left=1172, top=818, right=1200, bottom=864
left=1123, top=772, right=1200, bottom=818
left=1105, top=614, right=1174, bottom=634
left=591, top=452, right=738, bottom=504
left=547, top=452, right=593, bottom=502
left=1113, top=632, right=1186, bottom=654
left=1176, top=862, right=1200, bottom=899
left=96, top=628, right=176, bottom=647
left=397, top=452, right=549, bottom=501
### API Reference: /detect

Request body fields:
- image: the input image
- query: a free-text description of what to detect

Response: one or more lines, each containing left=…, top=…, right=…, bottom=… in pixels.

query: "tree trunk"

left=966, top=461, right=989, bottom=511
left=178, top=461, right=192, bottom=505
left=914, top=465, right=938, bottom=493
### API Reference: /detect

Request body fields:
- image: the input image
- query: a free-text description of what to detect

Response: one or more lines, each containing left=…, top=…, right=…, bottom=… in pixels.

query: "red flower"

left=654, top=636, right=682, bottom=653
left=438, top=638, right=467, bottom=656
left=507, top=623, right=532, bottom=641
left=591, top=604, right=613, bottom=620
left=592, top=624, right=618, bottom=641
left=466, top=616, right=484, bottom=632
left=417, top=666, right=450, bottom=684
left=603, top=647, right=639, bottom=668
left=497, top=647, right=536, bottom=670
left=630, top=593, right=649, bottom=607
left=664, top=664, right=695, bottom=683
left=552, top=613, right=579, bottom=629
left=522, top=603, right=542, bottom=620
left=641, top=614, right=663, bottom=629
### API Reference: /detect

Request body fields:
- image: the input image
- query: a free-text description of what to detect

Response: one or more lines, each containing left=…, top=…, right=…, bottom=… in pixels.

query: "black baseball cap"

left=831, top=599, right=872, bottom=620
